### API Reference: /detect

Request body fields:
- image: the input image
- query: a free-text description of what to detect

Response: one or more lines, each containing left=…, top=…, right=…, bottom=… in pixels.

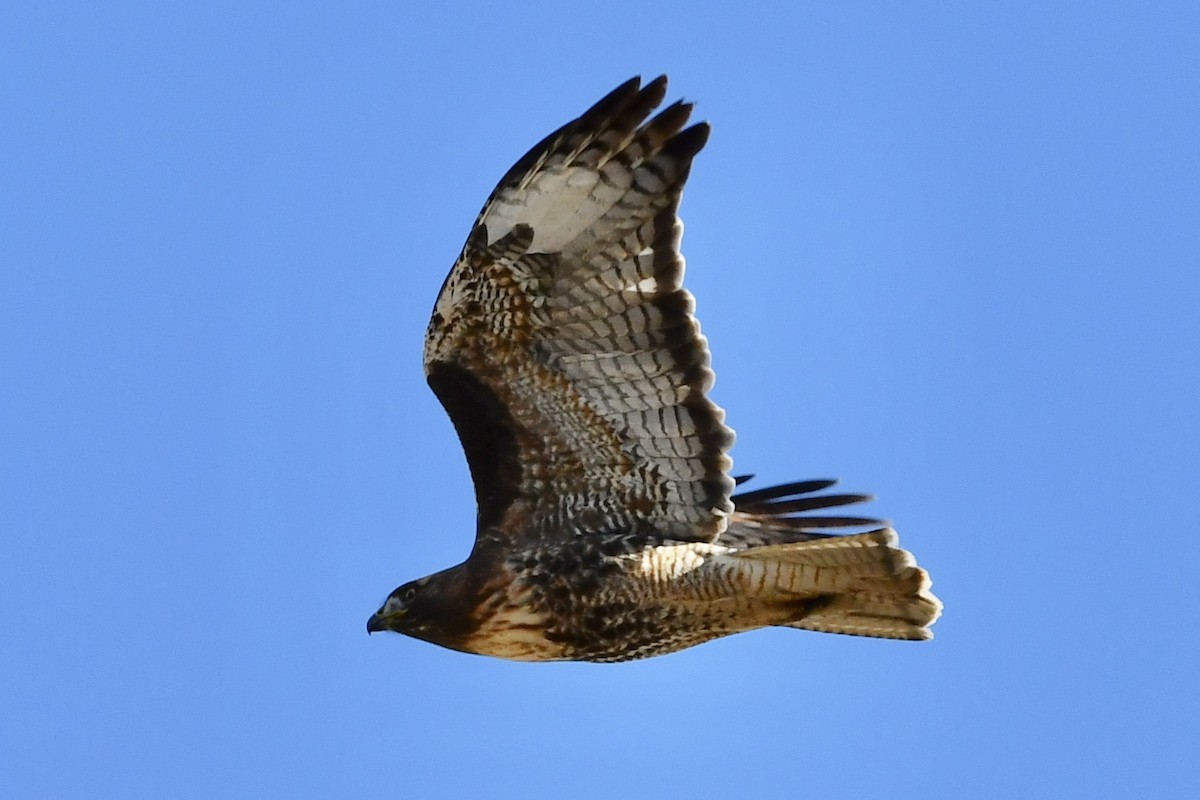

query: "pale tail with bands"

left=735, top=529, right=942, bottom=640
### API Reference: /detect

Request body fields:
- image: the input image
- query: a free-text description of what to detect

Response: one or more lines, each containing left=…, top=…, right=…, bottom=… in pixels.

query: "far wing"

left=424, top=76, right=734, bottom=544
left=722, top=478, right=885, bottom=549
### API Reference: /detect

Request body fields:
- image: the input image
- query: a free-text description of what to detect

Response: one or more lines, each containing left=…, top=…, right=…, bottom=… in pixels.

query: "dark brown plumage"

left=367, top=76, right=941, bottom=661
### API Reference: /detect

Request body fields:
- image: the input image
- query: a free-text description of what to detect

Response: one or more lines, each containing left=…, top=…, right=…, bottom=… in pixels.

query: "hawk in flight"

left=368, top=76, right=941, bottom=661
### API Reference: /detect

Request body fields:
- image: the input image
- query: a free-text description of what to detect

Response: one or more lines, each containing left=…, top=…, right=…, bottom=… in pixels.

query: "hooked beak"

left=366, top=612, right=386, bottom=634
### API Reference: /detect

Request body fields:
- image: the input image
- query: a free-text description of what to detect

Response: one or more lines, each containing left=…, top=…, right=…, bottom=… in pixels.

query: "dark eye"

left=402, top=585, right=417, bottom=603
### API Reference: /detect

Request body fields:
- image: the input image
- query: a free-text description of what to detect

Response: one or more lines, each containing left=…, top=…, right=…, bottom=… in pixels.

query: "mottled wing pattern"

left=424, top=76, right=734, bottom=543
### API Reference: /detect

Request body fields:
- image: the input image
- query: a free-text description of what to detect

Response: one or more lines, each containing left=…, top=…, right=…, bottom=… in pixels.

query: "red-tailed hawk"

left=367, top=76, right=941, bottom=661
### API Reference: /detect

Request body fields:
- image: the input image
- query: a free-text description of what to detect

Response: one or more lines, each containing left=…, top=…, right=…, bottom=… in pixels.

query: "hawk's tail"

left=734, top=528, right=942, bottom=640
left=723, top=477, right=940, bottom=640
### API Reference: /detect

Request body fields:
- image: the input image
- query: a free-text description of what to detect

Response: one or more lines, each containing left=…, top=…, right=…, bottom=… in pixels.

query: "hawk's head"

left=366, top=566, right=478, bottom=651
left=367, top=576, right=439, bottom=634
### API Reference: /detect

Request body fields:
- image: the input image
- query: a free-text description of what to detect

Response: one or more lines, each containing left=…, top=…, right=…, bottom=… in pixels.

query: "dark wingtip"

left=643, top=74, right=669, bottom=94
left=731, top=478, right=839, bottom=506
left=730, top=478, right=884, bottom=533
left=667, top=121, right=711, bottom=159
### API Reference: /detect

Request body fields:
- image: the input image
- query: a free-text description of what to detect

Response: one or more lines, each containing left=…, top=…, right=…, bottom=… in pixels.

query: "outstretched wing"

left=424, top=76, right=734, bottom=544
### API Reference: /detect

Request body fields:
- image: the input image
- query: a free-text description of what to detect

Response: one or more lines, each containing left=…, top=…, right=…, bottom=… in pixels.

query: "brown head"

left=366, top=564, right=480, bottom=653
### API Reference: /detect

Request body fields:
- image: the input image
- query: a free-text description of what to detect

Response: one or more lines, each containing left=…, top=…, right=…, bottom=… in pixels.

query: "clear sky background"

left=4, top=3, right=1198, bottom=798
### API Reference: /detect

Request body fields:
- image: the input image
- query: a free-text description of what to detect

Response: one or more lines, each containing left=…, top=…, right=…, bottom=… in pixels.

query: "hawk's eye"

left=401, top=585, right=418, bottom=604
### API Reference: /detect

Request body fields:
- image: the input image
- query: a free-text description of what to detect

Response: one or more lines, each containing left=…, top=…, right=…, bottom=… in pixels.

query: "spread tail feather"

left=735, top=528, right=942, bottom=640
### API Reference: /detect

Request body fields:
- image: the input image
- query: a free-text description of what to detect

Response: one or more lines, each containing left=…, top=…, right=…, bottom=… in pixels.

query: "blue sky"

left=4, top=2, right=1198, bottom=798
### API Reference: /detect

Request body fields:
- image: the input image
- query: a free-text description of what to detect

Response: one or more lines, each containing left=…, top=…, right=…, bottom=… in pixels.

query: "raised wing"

left=424, top=76, right=734, bottom=544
